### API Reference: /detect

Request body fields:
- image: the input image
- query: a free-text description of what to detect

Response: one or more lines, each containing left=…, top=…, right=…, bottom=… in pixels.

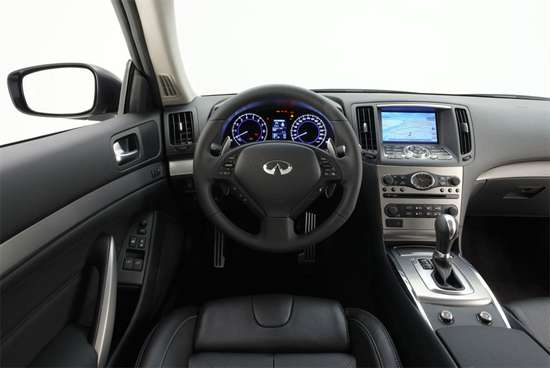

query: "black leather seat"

left=137, top=295, right=401, bottom=367
left=507, top=297, right=550, bottom=351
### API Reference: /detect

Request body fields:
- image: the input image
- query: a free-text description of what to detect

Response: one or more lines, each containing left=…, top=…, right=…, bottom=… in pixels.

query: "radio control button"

left=382, top=175, right=394, bottom=185
left=450, top=177, right=461, bottom=186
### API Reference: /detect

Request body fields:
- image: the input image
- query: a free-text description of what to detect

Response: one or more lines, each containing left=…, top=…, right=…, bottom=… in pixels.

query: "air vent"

left=168, top=111, right=194, bottom=146
left=356, top=106, right=377, bottom=153
left=455, top=108, right=472, bottom=155
left=158, top=74, right=178, bottom=97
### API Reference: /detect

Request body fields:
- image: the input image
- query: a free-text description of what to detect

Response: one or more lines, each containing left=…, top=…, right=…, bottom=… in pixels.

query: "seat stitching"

left=348, top=310, right=401, bottom=368
left=349, top=318, right=383, bottom=368
left=362, top=313, right=401, bottom=367
left=159, top=315, right=197, bottom=367
left=344, top=355, right=355, bottom=368
left=135, top=323, right=160, bottom=367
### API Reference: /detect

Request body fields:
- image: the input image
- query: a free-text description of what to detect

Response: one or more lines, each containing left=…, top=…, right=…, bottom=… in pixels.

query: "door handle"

left=113, top=137, right=139, bottom=165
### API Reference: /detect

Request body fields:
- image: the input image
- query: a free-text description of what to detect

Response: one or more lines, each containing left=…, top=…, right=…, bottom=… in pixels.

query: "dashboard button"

left=386, top=206, right=399, bottom=217
left=477, top=311, right=493, bottom=325
left=385, top=219, right=403, bottom=227
left=439, top=310, right=454, bottom=324
left=447, top=207, right=459, bottom=216
left=382, top=175, right=394, bottom=185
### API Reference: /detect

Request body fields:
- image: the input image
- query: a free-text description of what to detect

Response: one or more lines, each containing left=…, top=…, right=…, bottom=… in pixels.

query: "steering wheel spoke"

left=260, top=216, right=296, bottom=243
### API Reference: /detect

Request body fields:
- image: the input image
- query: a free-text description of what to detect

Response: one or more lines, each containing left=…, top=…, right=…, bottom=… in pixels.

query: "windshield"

left=176, top=0, right=550, bottom=97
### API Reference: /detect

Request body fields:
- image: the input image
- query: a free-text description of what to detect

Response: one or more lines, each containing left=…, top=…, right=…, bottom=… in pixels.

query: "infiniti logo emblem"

left=262, top=160, right=293, bottom=176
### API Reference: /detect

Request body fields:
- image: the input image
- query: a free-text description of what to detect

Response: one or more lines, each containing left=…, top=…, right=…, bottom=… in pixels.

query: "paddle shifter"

left=432, top=214, right=459, bottom=288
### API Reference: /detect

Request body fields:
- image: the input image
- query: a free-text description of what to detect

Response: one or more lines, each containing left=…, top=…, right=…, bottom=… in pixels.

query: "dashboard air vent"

left=159, top=74, right=178, bottom=97
left=356, top=106, right=377, bottom=153
left=455, top=108, right=472, bottom=155
left=168, top=111, right=194, bottom=146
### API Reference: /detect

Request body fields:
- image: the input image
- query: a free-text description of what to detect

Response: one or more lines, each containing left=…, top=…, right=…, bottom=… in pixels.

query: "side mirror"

left=7, top=63, right=121, bottom=120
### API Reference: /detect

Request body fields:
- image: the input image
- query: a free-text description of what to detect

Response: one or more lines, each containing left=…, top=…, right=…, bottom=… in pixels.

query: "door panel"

left=0, top=112, right=161, bottom=243
left=0, top=112, right=166, bottom=367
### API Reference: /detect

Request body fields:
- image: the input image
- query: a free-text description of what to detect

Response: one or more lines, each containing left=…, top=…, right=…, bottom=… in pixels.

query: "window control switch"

left=129, top=236, right=138, bottom=248
left=133, top=258, right=144, bottom=271
left=123, top=257, right=134, bottom=270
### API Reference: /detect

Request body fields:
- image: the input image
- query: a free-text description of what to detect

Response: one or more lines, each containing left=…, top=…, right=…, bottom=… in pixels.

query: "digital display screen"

left=381, top=111, right=438, bottom=143
left=272, top=119, right=287, bottom=140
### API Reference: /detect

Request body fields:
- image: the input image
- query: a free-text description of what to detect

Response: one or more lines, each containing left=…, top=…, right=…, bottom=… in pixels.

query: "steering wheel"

left=194, top=85, right=362, bottom=252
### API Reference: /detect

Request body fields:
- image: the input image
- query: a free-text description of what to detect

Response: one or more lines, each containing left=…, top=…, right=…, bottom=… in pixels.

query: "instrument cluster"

left=223, top=105, right=333, bottom=148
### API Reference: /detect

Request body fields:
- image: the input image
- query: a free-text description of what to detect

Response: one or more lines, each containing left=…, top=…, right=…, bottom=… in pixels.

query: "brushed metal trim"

left=413, top=257, right=474, bottom=295
left=169, top=159, right=193, bottom=176
left=94, top=236, right=117, bottom=368
left=389, top=251, right=434, bottom=330
left=378, top=165, right=463, bottom=241
left=476, top=161, right=550, bottom=181
left=391, top=247, right=492, bottom=306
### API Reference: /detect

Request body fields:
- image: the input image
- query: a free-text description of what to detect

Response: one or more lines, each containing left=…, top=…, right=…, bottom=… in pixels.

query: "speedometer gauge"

left=231, top=113, right=268, bottom=145
left=290, top=114, right=327, bottom=147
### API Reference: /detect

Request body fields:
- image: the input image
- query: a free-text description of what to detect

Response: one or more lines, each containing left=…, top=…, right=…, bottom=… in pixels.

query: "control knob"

left=449, top=177, right=461, bottom=186
left=382, top=175, right=394, bottom=185
left=386, top=206, right=399, bottom=217
left=410, top=172, right=436, bottom=190
left=446, top=207, right=459, bottom=216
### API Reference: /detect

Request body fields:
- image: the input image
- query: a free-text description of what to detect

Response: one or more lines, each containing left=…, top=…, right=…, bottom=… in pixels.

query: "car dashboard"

left=164, top=90, right=550, bottom=238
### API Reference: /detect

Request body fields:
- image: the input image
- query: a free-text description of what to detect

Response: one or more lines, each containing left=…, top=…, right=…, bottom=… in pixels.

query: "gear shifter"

left=432, top=214, right=459, bottom=288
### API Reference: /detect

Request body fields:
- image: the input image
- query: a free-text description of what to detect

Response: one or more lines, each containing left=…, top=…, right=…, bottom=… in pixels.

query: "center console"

left=368, top=103, right=549, bottom=366
left=372, top=104, right=465, bottom=243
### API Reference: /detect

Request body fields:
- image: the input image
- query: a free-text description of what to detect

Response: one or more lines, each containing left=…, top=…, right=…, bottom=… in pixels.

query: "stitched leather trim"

left=348, top=318, right=383, bottom=368
left=135, top=323, right=159, bottom=367
left=159, top=315, right=197, bottom=366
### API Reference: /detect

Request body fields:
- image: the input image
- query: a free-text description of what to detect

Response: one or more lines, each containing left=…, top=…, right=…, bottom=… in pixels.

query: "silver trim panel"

left=169, top=159, right=193, bottom=176
left=391, top=247, right=491, bottom=306
left=94, top=236, right=117, bottom=368
left=389, top=247, right=511, bottom=329
left=378, top=165, right=463, bottom=242
left=476, top=161, right=550, bottom=181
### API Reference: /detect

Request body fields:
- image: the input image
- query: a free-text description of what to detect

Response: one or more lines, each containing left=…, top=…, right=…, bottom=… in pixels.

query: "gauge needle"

left=234, top=130, right=249, bottom=139
left=294, top=131, right=308, bottom=139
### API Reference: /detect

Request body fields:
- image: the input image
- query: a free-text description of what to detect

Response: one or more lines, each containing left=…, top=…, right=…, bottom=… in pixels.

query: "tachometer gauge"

left=290, top=114, right=327, bottom=146
left=231, top=113, right=268, bottom=145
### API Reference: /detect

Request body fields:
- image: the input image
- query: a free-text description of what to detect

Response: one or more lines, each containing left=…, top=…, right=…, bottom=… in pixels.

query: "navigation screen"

left=381, top=111, right=438, bottom=143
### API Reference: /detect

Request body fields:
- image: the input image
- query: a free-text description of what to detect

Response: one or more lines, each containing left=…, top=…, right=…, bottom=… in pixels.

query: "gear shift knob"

left=432, top=214, right=459, bottom=287
left=435, top=214, right=458, bottom=255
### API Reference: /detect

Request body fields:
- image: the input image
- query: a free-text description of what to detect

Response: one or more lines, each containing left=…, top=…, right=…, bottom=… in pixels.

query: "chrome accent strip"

left=94, top=236, right=117, bottom=368
left=476, top=161, right=550, bottom=181
left=388, top=251, right=434, bottom=330
left=169, top=159, right=193, bottom=176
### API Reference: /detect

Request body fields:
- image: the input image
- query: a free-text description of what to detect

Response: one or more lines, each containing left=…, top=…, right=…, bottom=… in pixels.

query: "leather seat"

left=137, top=295, right=401, bottom=367
left=507, top=297, right=550, bottom=351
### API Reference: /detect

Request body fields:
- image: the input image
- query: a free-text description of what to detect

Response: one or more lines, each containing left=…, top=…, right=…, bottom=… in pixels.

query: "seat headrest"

left=194, top=294, right=350, bottom=353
